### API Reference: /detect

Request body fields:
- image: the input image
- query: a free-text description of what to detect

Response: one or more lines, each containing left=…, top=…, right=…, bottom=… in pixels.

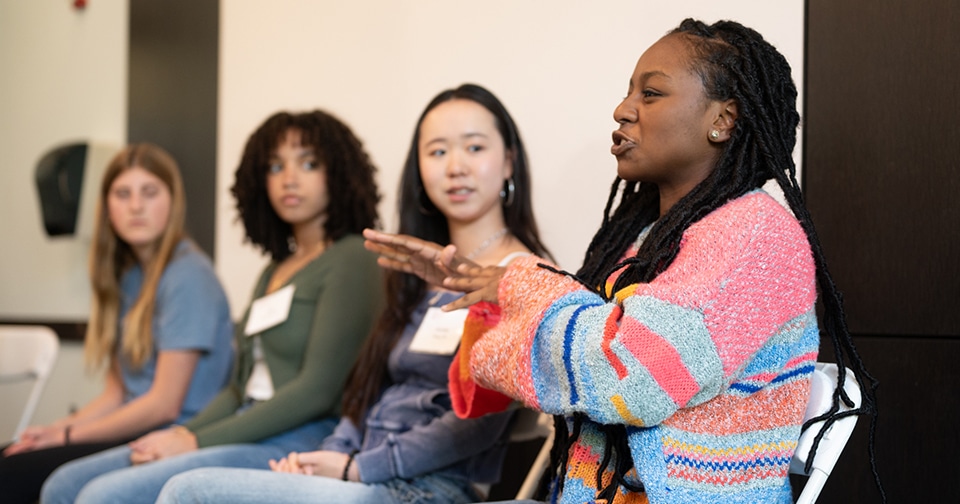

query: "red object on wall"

left=74, top=0, right=87, bottom=10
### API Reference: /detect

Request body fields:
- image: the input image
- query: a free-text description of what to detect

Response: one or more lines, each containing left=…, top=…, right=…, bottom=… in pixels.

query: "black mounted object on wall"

left=33, top=141, right=118, bottom=239
left=35, top=143, right=88, bottom=236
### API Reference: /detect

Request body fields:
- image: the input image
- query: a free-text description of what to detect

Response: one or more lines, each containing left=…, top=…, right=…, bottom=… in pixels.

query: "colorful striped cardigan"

left=449, top=191, right=819, bottom=503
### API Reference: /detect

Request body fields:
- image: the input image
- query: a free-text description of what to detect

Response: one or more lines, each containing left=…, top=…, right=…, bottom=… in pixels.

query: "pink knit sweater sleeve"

left=467, top=192, right=817, bottom=426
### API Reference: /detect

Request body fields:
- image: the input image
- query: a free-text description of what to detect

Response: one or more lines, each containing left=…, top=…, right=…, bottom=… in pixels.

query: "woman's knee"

left=41, top=446, right=132, bottom=504
left=40, top=460, right=91, bottom=504
left=157, top=469, right=220, bottom=504
left=38, top=470, right=71, bottom=504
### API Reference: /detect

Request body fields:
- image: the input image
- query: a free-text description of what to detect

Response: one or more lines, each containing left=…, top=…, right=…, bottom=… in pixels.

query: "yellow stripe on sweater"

left=611, top=394, right=645, bottom=426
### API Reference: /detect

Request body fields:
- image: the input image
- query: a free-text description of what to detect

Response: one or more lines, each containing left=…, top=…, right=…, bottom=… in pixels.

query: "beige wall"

left=0, top=0, right=128, bottom=320
left=0, top=1, right=127, bottom=433
left=215, top=0, right=806, bottom=316
left=0, top=0, right=804, bottom=433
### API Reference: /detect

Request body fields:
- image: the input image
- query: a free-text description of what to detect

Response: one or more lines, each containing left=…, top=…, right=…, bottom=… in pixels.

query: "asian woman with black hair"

left=156, top=84, right=551, bottom=504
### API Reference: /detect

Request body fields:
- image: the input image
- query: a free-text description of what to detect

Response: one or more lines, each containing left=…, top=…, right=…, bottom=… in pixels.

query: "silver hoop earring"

left=500, top=178, right=515, bottom=207
left=709, top=129, right=721, bottom=141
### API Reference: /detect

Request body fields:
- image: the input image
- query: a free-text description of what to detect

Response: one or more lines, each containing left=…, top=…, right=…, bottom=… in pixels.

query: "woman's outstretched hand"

left=440, top=260, right=505, bottom=311
left=362, top=228, right=462, bottom=286
left=363, top=228, right=505, bottom=310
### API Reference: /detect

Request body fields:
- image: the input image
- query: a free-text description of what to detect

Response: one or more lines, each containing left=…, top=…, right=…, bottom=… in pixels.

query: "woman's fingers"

left=129, top=448, right=157, bottom=465
left=441, top=266, right=504, bottom=309
left=364, top=228, right=501, bottom=296
left=269, top=454, right=299, bottom=474
left=444, top=265, right=503, bottom=288
left=364, top=240, right=417, bottom=263
left=2, top=441, right=33, bottom=456
left=363, top=229, right=441, bottom=258
left=376, top=257, right=443, bottom=285
left=441, top=289, right=487, bottom=311
left=376, top=257, right=415, bottom=273
left=442, top=275, right=490, bottom=293
left=365, top=230, right=453, bottom=284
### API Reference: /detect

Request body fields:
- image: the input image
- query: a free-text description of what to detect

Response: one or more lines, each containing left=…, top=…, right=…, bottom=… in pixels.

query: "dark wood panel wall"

left=804, top=0, right=960, bottom=336
left=128, top=0, right=219, bottom=258
left=805, top=0, right=960, bottom=501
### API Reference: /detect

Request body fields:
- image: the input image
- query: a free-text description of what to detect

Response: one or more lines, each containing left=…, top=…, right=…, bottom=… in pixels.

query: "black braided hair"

left=541, top=19, right=884, bottom=502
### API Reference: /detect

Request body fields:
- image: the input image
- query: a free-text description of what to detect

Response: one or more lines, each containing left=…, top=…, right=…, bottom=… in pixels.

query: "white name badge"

left=244, top=284, right=296, bottom=337
left=408, top=307, right=469, bottom=355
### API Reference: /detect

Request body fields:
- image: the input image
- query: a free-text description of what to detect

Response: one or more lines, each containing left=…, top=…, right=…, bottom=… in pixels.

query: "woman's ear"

left=709, top=99, right=739, bottom=142
left=503, top=148, right=515, bottom=179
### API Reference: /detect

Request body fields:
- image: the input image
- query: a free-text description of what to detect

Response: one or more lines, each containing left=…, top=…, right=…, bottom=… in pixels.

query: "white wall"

left=0, top=0, right=804, bottom=432
left=216, top=0, right=805, bottom=315
left=0, top=0, right=128, bottom=320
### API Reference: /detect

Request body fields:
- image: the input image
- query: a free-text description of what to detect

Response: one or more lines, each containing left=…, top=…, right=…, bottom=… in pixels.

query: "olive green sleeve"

left=182, top=384, right=242, bottom=433
left=191, top=237, right=384, bottom=447
left=183, top=266, right=268, bottom=434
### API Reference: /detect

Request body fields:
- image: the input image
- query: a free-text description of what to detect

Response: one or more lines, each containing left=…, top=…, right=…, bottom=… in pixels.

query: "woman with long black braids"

left=365, top=18, right=881, bottom=504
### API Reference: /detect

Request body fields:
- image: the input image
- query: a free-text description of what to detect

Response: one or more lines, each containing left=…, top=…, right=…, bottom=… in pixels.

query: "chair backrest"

left=513, top=409, right=554, bottom=500
left=0, top=325, right=60, bottom=440
left=790, top=362, right=862, bottom=504
left=473, top=408, right=553, bottom=500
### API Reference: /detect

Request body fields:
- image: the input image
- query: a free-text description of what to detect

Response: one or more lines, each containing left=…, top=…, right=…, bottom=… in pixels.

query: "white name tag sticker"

left=244, top=284, right=296, bottom=337
left=408, top=307, right=469, bottom=355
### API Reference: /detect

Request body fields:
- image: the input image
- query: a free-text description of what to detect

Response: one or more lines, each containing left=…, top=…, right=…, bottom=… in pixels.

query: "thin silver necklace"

left=466, top=227, right=509, bottom=259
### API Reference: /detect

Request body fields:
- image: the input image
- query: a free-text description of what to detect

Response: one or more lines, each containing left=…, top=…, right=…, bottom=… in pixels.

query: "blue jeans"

left=40, top=418, right=336, bottom=504
left=157, top=467, right=481, bottom=504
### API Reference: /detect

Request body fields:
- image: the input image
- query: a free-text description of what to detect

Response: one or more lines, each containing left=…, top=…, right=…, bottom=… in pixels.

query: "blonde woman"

left=0, top=143, right=234, bottom=504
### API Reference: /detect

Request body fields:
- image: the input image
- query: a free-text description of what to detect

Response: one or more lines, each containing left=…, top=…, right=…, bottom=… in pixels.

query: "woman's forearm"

left=68, top=350, right=200, bottom=443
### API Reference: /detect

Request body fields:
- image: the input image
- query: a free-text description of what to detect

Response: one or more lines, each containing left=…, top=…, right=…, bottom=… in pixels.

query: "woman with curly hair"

left=41, top=110, right=385, bottom=504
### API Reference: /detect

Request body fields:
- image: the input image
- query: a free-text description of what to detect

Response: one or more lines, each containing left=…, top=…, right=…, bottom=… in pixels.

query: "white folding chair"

left=0, top=325, right=60, bottom=440
left=790, top=362, right=862, bottom=504
left=512, top=409, right=554, bottom=500
left=473, top=408, right=553, bottom=501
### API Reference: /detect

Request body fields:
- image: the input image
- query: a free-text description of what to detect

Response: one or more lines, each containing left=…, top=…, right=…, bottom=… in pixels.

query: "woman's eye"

left=429, top=149, right=446, bottom=157
left=467, top=145, right=484, bottom=153
left=642, top=89, right=661, bottom=98
left=303, top=159, right=319, bottom=170
left=268, top=162, right=283, bottom=174
left=142, top=185, right=159, bottom=198
left=113, top=189, right=130, bottom=199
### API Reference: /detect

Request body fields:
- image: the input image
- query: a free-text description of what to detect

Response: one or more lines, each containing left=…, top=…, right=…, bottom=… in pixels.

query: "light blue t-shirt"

left=116, top=240, right=234, bottom=424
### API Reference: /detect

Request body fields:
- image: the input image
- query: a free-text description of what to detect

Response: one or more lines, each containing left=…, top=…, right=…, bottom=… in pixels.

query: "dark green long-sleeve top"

left=184, top=235, right=384, bottom=447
